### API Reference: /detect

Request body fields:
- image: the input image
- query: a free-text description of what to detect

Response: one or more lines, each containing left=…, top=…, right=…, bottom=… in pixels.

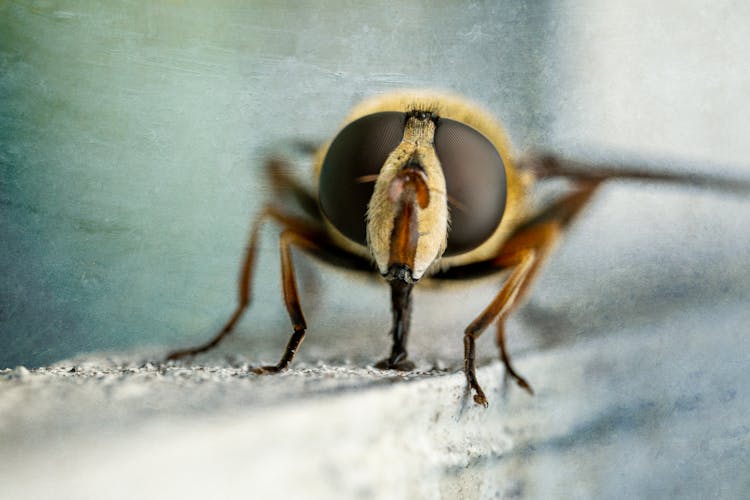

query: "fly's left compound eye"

left=435, top=119, right=507, bottom=256
left=319, top=112, right=405, bottom=246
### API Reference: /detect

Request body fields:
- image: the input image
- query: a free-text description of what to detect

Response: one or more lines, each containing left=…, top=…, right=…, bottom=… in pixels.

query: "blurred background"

left=1, top=0, right=749, bottom=370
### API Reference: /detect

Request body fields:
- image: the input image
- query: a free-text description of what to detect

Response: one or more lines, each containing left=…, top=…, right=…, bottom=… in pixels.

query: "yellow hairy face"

left=366, top=115, right=449, bottom=281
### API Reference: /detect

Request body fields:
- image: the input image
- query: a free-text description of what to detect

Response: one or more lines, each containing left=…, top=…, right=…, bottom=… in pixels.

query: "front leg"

left=250, top=226, right=374, bottom=373
left=375, top=278, right=416, bottom=371
left=251, top=228, right=311, bottom=373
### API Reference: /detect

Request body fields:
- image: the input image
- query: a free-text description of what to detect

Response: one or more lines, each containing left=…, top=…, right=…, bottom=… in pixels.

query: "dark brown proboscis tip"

left=435, top=119, right=507, bottom=256
left=319, top=112, right=406, bottom=246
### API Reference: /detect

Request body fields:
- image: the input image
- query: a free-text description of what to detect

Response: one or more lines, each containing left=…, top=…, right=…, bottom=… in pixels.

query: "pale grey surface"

left=2, top=1, right=750, bottom=499
left=1, top=300, right=748, bottom=499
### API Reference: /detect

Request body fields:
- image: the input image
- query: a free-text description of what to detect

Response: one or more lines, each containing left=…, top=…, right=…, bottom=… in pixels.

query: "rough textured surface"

left=2, top=299, right=748, bottom=499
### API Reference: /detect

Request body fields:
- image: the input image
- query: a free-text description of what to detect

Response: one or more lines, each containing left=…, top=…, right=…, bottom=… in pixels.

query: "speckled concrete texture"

left=2, top=298, right=748, bottom=499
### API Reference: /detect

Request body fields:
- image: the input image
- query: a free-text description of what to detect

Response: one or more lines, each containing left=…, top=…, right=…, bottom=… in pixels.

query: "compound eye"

left=435, top=119, right=507, bottom=256
left=319, top=112, right=405, bottom=246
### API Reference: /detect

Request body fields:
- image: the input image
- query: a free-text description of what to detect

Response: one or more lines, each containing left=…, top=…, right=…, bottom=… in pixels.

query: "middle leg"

left=253, top=226, right=372, bottom=373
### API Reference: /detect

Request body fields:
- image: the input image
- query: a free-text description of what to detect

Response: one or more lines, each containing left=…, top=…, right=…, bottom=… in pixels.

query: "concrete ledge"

left=2, top=359, right=521, bottom=499
left=2, top=301, right=748, bottom=499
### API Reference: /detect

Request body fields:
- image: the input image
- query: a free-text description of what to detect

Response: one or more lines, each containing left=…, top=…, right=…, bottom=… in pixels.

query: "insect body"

left=167, top=90, right=748, bottom=406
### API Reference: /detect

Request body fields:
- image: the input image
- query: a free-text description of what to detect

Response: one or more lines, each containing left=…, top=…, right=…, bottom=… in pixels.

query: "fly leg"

left=462, top=231, right=549, bottom=407
left=166, top=207, right=269, bottom=361
left=518, top=152, right=750, bottom=193
left=437, top=181, right=603, bottom=406
left=250, top=227, right=315, bottom=373
left=374, top=279, right=416, bottom=371
left=255, top=225, right=375, bottom=372
left=166, top=205, right=371, bottom=368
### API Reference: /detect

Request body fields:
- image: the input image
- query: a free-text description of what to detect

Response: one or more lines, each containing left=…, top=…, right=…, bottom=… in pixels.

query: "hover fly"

left=167, top=90, right=748, bottom=406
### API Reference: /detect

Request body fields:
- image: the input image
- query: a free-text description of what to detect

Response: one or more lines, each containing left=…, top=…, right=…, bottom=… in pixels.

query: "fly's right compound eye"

left=435, top=119, right=508, bottom=256
left=319, top=112, right=405, bottom=246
